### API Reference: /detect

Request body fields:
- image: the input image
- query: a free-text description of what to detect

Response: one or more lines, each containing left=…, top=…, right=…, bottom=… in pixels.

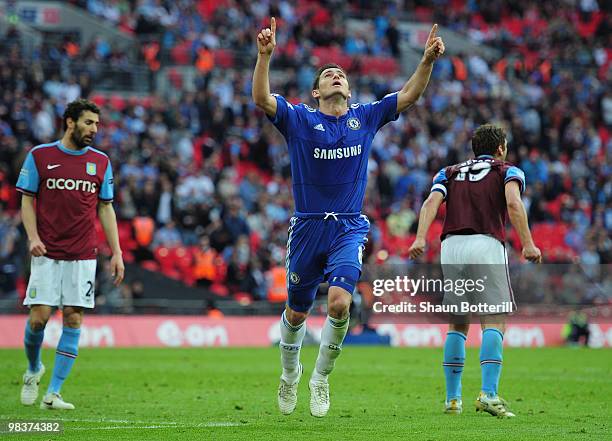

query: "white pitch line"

left=0, top=416, right=177, bottom=425
left=72, top=423, right=243, bottom=431
left=0, top=416, right=242, bottom=427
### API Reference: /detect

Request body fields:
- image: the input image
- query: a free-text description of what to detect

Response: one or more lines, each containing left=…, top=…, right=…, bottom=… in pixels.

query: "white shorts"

left=441, top=234, right=515, bottom=315
left=23, top=256, right=97, bottom=309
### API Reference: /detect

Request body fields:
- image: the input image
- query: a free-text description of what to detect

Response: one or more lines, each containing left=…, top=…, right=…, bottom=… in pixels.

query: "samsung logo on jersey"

left=314, top=144, right=362, bottom=160
left=46, top=178, right=97, bottom=193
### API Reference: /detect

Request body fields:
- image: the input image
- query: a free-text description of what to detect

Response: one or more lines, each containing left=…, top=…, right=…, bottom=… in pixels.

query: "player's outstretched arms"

left=408, top=191, right=444, bottom=259
left=252, top=17, right=278, bottom=117
left=396, top=24, right=445, bottom=113
left=98, top=201, right=125, bottom=285
left=505, top=181, right=542, bottom=263
left=21, top=195, right=47, bottom=257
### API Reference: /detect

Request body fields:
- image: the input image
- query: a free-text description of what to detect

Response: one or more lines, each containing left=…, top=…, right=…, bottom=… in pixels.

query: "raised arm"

left=252, top=17, right=278, bottom=117
left=505, top=181, right=542, bottom=263
left=396, top=24, right=445, bottom=113
left=408, top=191, right=444, bottom=259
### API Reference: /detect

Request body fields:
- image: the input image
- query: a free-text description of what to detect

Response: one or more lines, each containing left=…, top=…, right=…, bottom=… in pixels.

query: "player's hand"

left=423, top=24, right=445, bottom=64
left=29, top=238, right=47, bottom=257
left=408, top=238, right=426, bottom=259
left=110, top=253, right=125, bottom=286
left=257, top=17, right=276, bottom=56
left=522, top=244, right=542, bottom=263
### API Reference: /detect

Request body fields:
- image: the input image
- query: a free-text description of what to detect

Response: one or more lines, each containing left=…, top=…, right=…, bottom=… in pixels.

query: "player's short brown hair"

left=312, top=63, right=348, bottom=91
left=472, top=124, right=506, bottom=157
left=63, top=99, right=100, bottom=131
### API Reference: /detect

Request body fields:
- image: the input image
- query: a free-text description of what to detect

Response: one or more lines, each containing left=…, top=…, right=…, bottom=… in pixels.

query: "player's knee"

left=327, top=290, right=351, bottom=319
left=450, top=322, right=470, bottom=335
left=63, top=312, right=83, bottom=329
left=29, top=317, right=48, bottom=332
left=285, top=307, right=308, bottom=327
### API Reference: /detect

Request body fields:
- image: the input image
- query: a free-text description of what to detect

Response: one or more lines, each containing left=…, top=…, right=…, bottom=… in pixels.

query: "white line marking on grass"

left=0, top=416, right=176, bottom=425
left=72, top=423, right=243, bottom=431
left=0, top=416, right=242, bottom=428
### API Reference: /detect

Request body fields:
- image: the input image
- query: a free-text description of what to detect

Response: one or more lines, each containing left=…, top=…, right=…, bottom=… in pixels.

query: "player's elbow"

left=506, top=198, right=523, bottom=213
left=252, top=91, right=268, bottom=108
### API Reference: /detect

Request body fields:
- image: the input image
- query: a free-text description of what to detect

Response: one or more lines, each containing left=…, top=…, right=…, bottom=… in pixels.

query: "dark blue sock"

left=24, top=321, right=45, bottom=373
left=48, top=327, right=80, bottom=394
left=443, top=331, right=466, bottom=401
left=480, top=328, right=504, bottom=396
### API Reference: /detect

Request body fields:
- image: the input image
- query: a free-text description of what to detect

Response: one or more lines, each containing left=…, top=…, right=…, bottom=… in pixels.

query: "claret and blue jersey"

left=268, top=92, right=399, bottom=311
left=430, top=155, right=526, bottom=244
left=16, top=141, right=114, bottom=261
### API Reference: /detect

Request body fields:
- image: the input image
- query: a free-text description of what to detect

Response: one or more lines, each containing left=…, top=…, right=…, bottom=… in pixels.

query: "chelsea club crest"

left=347, top=117, right=361, bottom=130
left=289, top=272, right=300, bottom=285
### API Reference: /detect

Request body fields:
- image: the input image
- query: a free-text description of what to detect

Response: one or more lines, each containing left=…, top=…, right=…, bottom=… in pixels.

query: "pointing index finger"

left=271, top=17, right=276, bottom=35
left=427, top=23, right=438, bottom=44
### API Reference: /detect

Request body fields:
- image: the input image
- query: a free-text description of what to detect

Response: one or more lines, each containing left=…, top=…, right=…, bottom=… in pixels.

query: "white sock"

left=312, top=315, right=349, bottom=382
left=279, top=310, right=306, bottom=384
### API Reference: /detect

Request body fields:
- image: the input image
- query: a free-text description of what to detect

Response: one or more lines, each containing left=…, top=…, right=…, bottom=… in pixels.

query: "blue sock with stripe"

left=480, top=328, right=503, bottom=396
left=24, top=321, right=45, bottom=373
left=443, top=331, right=466, bottom=401
left=48, top=327, right=80, bottom=394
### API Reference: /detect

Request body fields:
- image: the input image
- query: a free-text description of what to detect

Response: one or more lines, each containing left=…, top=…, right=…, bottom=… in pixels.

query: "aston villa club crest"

left=29, top=288, right=37, bottom=299
left=347, top=117, right=361, bottom=130
left=86, top=162, right=97, bottom=176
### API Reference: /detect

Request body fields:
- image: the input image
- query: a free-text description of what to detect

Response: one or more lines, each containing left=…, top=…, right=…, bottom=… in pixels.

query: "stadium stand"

left=0, top=0, right=609, bottom=314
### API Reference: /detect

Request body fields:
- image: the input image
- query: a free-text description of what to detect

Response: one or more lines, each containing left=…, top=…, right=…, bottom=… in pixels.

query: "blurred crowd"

left=0, top=0, right=610, bottom=309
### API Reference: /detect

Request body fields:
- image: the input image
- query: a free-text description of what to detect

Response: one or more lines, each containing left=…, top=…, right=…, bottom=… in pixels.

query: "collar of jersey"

left=56, top=141, right=90, bottom=156
left=476, top=154, right=494, bottom=159
left=316, top=109, right=350, bottom=121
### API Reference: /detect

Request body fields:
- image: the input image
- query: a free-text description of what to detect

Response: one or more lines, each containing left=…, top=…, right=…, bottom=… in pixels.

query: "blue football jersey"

left=268, top=93, right=399, bottom=213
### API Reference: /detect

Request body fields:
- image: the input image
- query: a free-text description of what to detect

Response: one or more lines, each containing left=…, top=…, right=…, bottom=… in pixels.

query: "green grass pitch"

left=1, top=346, right=610, bottom=440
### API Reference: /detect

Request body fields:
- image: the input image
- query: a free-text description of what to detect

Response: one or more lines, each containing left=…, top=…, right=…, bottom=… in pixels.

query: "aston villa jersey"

left=16, top=141, right=114, bottom=260
left=431, top=155, right=526, bottom=243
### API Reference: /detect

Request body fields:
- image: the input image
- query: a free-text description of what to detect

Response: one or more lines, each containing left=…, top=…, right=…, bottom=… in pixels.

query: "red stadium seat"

left=210, top=283, right=229, bottom=297
left=234, top=292, right=252, bottom=305
left=140, top=260, right=159, bottom=272
left=117, top=221, right=137, bottom=251
left=171, top=41, right=191, bottom=64
left=109, top=95, right=126, bottom=111
left=90, top=94, right=106, bottom=107
left=214, top=49, right=234, bottom=68
left=153, top=247, right=174, bottom=272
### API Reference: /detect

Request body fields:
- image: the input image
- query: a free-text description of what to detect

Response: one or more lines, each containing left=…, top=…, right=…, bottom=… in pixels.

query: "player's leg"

left=42, top=258, right=95, bottom=410
left=21, top=305, right=53, bottom=405
left=313, top=273, right=355, bottom=382
left=25, top=306, right=52, bottom=373
left=41, top=306, right=82, bottom=410
left=309, top=216, right=368, bottom=417
left=278, top=285, right=321, bottom=415
left=475, top=316, right=514, bottom=417
left=21, top=255, right=59, bottom=406
left=440, top=236, right=469, bottom=413
left=479, top=316, right=506, bottom=397
left=280, top=305, right=308, bottom=384
left=278, top=217, right=325, bottom=415
left=443, top=318, right=469, bottom=414
left=471, top=237, right=515, bottom=417
left=309, top=266, right=357, bottom=417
